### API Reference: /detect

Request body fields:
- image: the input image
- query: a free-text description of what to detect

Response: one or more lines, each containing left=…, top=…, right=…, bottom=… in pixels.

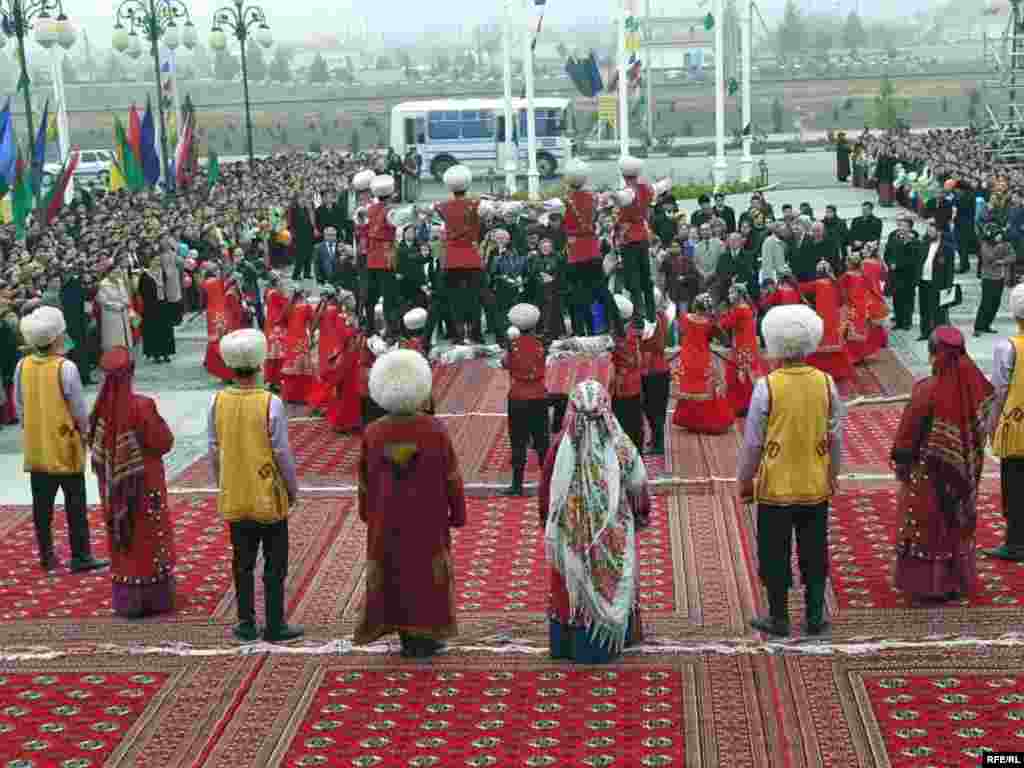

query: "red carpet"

left=450, top=495, right=674, bottom=614
left=830, top=488, right=1020, bottom=610
left=841, top=406, right=904, bottom=474
left=279, top=666, right=685, bottom=768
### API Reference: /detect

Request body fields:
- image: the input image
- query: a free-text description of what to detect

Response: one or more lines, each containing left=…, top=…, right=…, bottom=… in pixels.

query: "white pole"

left=645, top=0, right=653, bottom=143
left=712, top=0, right=727, bottom=186
left=617, top=0, right=629, bottom=159
left=502, top=0, right=517, bottom=194
left=169, top=47, right=183, bottom=150
left=739, top=0, right=753, bottom=183
left=523, top=0, right=539, bottom=199
left=50, top=50, right=74, bottom=204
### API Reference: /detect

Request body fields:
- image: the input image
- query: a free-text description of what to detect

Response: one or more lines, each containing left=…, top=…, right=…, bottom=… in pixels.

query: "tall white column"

left=169, top=47, right=183, bottom=147
left=644, top=0, right=653, bottom=142
left=712, top=0, right=727, bottom=186
left=739, top=0, right=753, bottom=183
left=617, top=0, right=629, bottom=159
left=50, top=50, right=74, bottom=204
left=522, top=0, right=539, bottom=199
left=502, top=0, right=517, bottom=194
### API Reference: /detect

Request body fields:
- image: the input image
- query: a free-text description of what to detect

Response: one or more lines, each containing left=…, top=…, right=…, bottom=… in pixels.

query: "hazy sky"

left=34, top=0, right=940, bottom=51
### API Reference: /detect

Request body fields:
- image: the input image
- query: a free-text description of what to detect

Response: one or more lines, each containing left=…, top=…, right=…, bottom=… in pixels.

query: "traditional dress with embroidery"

left=671, top=313, right=734, bottom=434
left=720, top=302, right=765, bottom=415
left=838, top=268, right=872, bottom=364
left=263, top=286, right=289, bottom=386
left=202, top=277, right=234, bottom=381
left=324, top=318, right=362, bottom=433
left=804, top=278, right=856, bottom=381
left=307, top=302, right=341, bottom=409
left=862, top=256, right=890, bottom=355
left=280, top=300, right=315, bottom=403
left=88, top=349, right=175, bottom=618
left=539, top=380, right=651, bottom=663
left=891, top=337, right=994, bottom=600
left=354, top=414, right=467, bottom=645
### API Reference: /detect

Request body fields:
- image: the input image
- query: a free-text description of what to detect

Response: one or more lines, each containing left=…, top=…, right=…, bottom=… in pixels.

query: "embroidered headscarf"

left=545, top=379, right=647, bottom=652
left=88, top=347, right=145, bottom=551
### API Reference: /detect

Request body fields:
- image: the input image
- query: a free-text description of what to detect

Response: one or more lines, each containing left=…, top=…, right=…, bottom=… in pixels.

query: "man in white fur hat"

left=208, top=328, right=302, bottom=643
left=399, top=306, right=429, bottom=355
left=364, top=174, right=403, bottom=338
left=610, top=294, right=646, bottom=454
left=351, top=168, right=376, bottom=325
left=986, top=283, right=1024, bottom=561
left=610, top=156, right=672, bottom=328
left=15, top=306, right=108, bottom=573
left=559, top=158, right=623, bottom=336
left=354, top=349, right=467, bottom=658
left=738, top=305, right=845, bottom=637
left=501, top=303, right=550, bottom=496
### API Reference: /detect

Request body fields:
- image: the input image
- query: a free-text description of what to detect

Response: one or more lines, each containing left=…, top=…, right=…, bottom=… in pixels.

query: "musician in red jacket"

left=611, top=294, right=646, bottom=454
left=640, top=288, right=672, bottom=455
left=501, top=303, right=550, bottom=497
left=364, top=174, right=402, bottom=338
left=351, top=169, right=375, bottom=328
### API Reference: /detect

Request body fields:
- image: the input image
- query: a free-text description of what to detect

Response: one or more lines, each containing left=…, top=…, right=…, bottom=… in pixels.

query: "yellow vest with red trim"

left=993, top=335, right=1024, bottom=459
left=20, top=355, right=85, bottom=475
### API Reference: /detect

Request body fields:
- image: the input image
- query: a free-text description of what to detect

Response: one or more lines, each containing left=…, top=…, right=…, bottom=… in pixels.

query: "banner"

left=598, top=95, right=617, bottom=127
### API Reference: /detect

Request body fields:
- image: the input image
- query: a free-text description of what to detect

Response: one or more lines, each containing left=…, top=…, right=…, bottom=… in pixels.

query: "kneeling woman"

left=671, top=293, right=734, bottom=434
left=88, top=346, right=176, bottom=618
left=539, top=379, right=652, bottom=663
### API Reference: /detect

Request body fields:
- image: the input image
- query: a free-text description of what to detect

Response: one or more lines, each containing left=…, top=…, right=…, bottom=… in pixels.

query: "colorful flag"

left=128, top=104, right=143, bottom=172
left=12, top=148, right=33, bottom=240
left=140, top=95, right=161, bottom=186
left=174, top=102, right=195, bottom=190
left=44, top=147, right=79, bottom=224
left=114, top=115, right=144, bottom=191
left=31, top=98, right=49, bottom=196
left=0, top=99, right=14, bottom=198
left=206, top=150, right=220, bottom=192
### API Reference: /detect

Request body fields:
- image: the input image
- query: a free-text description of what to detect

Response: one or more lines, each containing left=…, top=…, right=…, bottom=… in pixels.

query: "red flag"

left=45, top=148, right=79, bottom=225
left=128, top=104, right=143, bottom=172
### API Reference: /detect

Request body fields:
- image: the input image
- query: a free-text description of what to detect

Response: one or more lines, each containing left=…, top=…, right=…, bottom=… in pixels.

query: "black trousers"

left=756, top=502, right=829, bottom=593
left=612, top=395, right=644, bottom=456
left=229, top=519, right=289, bottom=629
left=890, top=271, right=916, bottom=329
left=641, top=372, right=670, bottom=449
left=445, top=269, right=485, bottom=340
left=508, top=397, right=550, bottom=468
left=362, top=396, right=387, bottom=428
left=569, top=260, right=621, bottom=335
left=975, top=278, right=1005, bottom=333
left=917, top=280, right=946, bottom=339
left=291, top=246, right=313, bottom=281
left=365, top=269, right=400, bottom=335
left=548, top=393, right=569, bottom=434
left=1001, top=458, right=1024, bottom=554
left=30, top=472, right=91, bottom=563
left=620, top=242, right=655, bottom=324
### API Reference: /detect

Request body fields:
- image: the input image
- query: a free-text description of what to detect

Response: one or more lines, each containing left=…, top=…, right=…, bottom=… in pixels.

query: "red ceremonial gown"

left=354, top=414, right=467, bottom=645
left=263, top=287, right=288, bottom=386
left=202, top=277, right=234, bottom=381
left=280, top=301, right=315, bottom=403
left=862, top=257, right=890, bottom=355
left=325, top=317, right=362, bottom=433
left=719, top=303, right=765, bottom=415
left=804, top=278, right=856, bottom=381
left=671, top=314, right=734, bottom=434
left=308, top=304, right=341, bottom=409
left=839, top=270, right=871, bottom=364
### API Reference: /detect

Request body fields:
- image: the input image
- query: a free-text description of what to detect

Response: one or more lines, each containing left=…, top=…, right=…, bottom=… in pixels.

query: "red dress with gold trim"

left=263, top=287, right=288, bottom=386
left=719, top=303, right=765, bottom=415
left=202, top=277, right=234, bottom=382
left=280, top=301, right=315, bottom=403
left=804, top=278, right=855, bottom=381
left=862, top=257, right=890, bottom=356
left=671, top=314, right=734, bottom=434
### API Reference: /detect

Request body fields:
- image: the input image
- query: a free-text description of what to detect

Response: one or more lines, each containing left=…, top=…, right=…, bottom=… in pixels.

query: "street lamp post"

left=712, top=0, right=727, bottom=187
left=521, top=0, right=538, bottom=199
left=501, top=0, right=516, bottom=194
left=112, top=0, right=197, bottom=190
left=0, top=0, right=75, bottom=205
left=208, top=0, right=272, bottom=169
left=739, top=0, right=752, bottom=183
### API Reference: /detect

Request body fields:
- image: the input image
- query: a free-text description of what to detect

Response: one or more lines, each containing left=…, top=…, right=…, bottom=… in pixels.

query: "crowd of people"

left=8, top=132, right=1024, bottom=659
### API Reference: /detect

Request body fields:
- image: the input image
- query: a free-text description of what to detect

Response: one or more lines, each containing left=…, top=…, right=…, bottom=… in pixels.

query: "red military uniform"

left=365, top=201, right=399, bottom=336
left=640, top=312, right=671, bottom=455
left=563, top=190, right=601, bottom=264
left=616, top=180, right=657, bottom=325
left=501, top=332, right=550, bottom=495
left=617, top=182, right=654, bottom=245
left=611, top=326, right=645, bottom=452
left=436, top=198, right=482, bottom=270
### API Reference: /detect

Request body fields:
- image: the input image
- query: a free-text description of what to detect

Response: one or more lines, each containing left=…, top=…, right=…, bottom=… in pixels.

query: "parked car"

left=43, top=149, right=114, bottom=184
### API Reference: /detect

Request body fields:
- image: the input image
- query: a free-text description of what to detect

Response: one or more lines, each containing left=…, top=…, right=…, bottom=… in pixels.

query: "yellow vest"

left=993, top=335, right=1024, bottom=459
left=20, top=355, right=85, bottom=475
left=755, top=365, right=833, bottom=506
left=214, top=387, right=290, bottom=524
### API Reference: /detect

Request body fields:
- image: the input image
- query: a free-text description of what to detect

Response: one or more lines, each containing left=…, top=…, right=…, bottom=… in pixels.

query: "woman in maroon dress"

left=88, top=346, right=176, bottom=618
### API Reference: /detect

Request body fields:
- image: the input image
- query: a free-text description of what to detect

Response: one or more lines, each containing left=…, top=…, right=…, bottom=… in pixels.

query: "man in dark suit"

left=917, top=221, right=956, bottom=340
left=713, top=233, right=744, bottom=303
left=315, top=226, right=346, bottom=286
left=849, top=201, right=883, bottom=252
left=691, top=195, right=715, bottom=229
left=822, top=204, right=849, bottom=274
left=713, top=192, right=737, bottom=234
left=884, top=216, right=920, bottom=330
left=315, top=185, right=351, bottom=243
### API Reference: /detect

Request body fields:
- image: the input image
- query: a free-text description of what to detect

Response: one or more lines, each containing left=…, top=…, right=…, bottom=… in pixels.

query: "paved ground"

left=0, top=165, right=1012, bottom=505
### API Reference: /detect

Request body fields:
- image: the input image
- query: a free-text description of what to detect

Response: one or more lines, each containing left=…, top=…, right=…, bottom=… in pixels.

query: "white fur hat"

left=564, top=158, right=590, bottom=187
left=220, top=328, right=268, bottom=370
left=352, top=169, right=375, bottom=191
left=443, top=164, right=473, bottom=192
left=619, top=155, right=643, bottom=177
left=404, top=307, right=428, bottom=331
left=369, top=349, right=432, bottom=414
left=507, top=326, right=521, bottom=341
left=20, top=306, right=66, bottom=348
left=1011, top=283, right=1024, bottom=320
left=508, top=303, right=540, bottom=331
left=370, top=174, right=395, bottom=198
left=614, top=294, right=634, bottom=320
left=762, top=305, right=824, bottom=360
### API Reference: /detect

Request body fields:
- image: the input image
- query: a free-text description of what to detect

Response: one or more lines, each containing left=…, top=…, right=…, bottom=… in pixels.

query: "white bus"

left=389, top=97, right=574, bottom=182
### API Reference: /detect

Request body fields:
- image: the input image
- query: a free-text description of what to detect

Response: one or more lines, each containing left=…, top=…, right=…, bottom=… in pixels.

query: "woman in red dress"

left=860, top=245, right=890, bottom=357
left=201, top=267, right=234, bottom=382
left=88, top=346, right=175, bottom=618
left=838, top=254, right=871, bottom=365
left=280, top=283, right=316, bottom=403
left=804, top=261, right=856, bottom=381
left=263, top=273, right=288, bottom=388
left=325, top=292, right=363, bottom=433
left=307, top=287, right=342, bottom=411
left=720, top=284, right=765, bottom=416
left=671, top=293, right=734, bottom=434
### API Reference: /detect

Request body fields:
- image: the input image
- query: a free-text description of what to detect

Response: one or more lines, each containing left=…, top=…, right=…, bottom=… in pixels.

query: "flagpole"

left=168, top=46, right=183, bottom=149
left=522, top=0, right=539, bottom=199
left=739, top=0, right=753, bottom=183
left=644, top=0, right=653, bottom=143
left=502, top=0, right=517, bottom=194
left=617, top=0, right=629, bottom=159
left=712, top=0, right=727, bottom=187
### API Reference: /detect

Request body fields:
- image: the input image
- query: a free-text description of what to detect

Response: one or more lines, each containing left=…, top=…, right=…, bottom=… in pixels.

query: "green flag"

left=114, top=115, right=144, bottom=192
left=16, top=71, right=30, bottom=94
left=704, top=12, right=714, bottom=30
left=12, top=147, right=33, bottom=240
left=207, top=150, right=220, bottom=192
left=728, top=78, right=739, bottom=96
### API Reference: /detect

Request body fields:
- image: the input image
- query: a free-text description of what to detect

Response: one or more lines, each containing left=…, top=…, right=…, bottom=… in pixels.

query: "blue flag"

left=140, top=95, right=161, bottom=186
left=0, top=98, right=14, bottom=194
left=586, top=52, right=604, bottom=96
left=30, top=98, right=49, bottom=196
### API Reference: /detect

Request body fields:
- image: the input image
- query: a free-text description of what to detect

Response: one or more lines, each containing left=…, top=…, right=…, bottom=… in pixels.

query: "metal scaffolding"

left=982, top=0, right=1024, bottom=161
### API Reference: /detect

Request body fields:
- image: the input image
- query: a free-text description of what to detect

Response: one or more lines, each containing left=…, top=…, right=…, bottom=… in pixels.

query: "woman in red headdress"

left=263, top=274, right=288, bottom=388
left=720, top=283, right=765, bottom=415
left=88, top=347, right=176, bottom=618
left=804, top=260, right=856, bottom=381
left=201, top=268, right=234, bottom=382
left=671, top=293, right=735, bottom=434
left=280, top=284, right=316, bottom=403
left=324, top=294, right=363, bottom=433
left=891, top=327, right=994, bottom=603
left=860, top=243, right=890, bottom=355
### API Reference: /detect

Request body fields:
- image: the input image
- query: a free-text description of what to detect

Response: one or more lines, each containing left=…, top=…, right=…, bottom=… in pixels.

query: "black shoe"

left=40, top=554, right=61, bottom=572
left=264, top=624, right=304, bottom=643
left=916, top=336, right=929, bottom=341
left=984, top=329, right=999, bottom=335
left=805, top=620, right=832, bottom=636
left=232, top=621, right=261, bottom=642
left=750, top=615, right=790, bottom=637
left=69, top=556, right=109, bottom=573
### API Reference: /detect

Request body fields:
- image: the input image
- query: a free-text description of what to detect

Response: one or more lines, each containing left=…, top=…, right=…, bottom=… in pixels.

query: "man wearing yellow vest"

left=986, top=283, right=1024, bottom=561
left=738, top=305, right=846, bottom=637
left=208, top=328, right=303, bottom=643
left=16, top=306, right=109, bottom=574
